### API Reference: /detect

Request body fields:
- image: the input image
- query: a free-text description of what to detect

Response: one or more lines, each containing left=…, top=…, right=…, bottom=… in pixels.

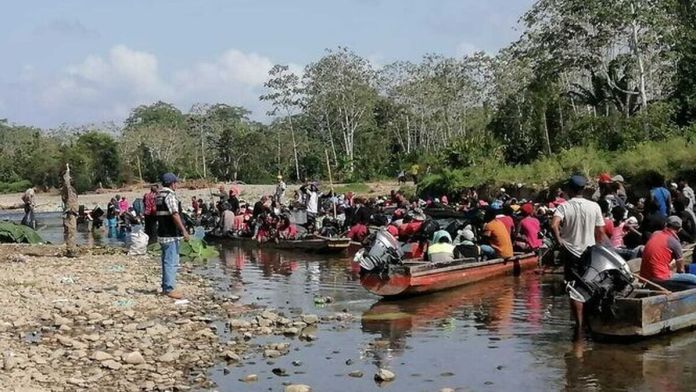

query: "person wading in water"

left=551, top=175, right=608, bottom=338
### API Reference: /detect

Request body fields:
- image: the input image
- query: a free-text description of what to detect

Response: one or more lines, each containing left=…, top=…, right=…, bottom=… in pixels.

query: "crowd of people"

left=42, top=169, right=696, bottom=303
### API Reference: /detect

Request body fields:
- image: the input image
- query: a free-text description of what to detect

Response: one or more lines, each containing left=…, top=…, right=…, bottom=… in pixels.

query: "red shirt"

left=496, top=215, right=514, bottom=235
left=603, top=218, right=614, bottom=238
left=278, top=224, right=298, bottom=240
left=143, top=192, right=156, bottom=216
left=347, top=223, right=369, bottom=242
left=641, top=229, right=683, bottom=281
left=519, top=216, right=542, bottom=250
left=398, top=221, right=423, bottom=241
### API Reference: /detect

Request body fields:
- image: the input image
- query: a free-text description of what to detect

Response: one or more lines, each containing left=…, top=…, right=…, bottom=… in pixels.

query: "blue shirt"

left=651, top=187, right=670, bottom=218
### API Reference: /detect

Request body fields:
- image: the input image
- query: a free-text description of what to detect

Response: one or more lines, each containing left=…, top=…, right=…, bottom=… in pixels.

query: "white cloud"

left=16, top=45, right=302, bottom=126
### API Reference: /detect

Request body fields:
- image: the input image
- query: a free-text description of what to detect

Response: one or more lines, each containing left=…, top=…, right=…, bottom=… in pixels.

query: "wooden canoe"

left=587, top=246, right=696, bottom=339
left=360, top=252, right=538, bottom=298
left=204, top=232, right=351, bottom=254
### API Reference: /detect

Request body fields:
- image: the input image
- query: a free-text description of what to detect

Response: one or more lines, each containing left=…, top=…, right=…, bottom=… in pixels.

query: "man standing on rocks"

left=156, top=173, right=189, bottom=299
left=143, top=184, right=159, bottom=243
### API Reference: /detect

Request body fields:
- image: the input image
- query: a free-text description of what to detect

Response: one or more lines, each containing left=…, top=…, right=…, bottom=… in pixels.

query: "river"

left=9, top=213, right=696, bottom=391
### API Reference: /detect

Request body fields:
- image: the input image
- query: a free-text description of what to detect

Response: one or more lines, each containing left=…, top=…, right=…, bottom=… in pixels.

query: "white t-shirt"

left=307, top=192, right=319, bottom=214
left=554, top=197, right=604, bottom=257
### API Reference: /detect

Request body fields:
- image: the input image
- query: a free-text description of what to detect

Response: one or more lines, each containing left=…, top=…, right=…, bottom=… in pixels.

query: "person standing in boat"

left=551, top=175, right=607, bottom=335
left=640, top=216, right=696, bottom=286
left=274, top=175, right=287, bottom=206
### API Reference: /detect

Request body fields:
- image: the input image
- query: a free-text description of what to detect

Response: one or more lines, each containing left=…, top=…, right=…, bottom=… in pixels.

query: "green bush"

left=0, top=180, right=32, bottom=194
left=419, top=136, right=696, bottom=198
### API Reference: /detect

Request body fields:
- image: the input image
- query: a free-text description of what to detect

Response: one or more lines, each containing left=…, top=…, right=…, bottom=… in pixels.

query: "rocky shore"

left=0, top=244, right=361, bottom=392
left=0, top=244, right=248, bottom=391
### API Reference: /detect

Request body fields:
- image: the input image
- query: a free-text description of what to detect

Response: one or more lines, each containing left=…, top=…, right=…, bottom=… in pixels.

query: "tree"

left=304, top=47, right=377, bottom=176
left=673, top=0, right=696, bottom=125
left=261, top=64, right=302, bottom=181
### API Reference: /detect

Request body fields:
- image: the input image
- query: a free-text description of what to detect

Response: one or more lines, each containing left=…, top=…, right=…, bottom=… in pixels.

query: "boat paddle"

left=632, top=273, right=672, bottom=295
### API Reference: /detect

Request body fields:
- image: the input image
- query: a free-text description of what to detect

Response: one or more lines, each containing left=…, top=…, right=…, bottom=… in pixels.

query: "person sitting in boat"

left=481, top=207, right=514, bottom=260
left=640, top=216, right=696, bottom=288
left=453, top=227, right=481, bottom=259
left=220, top=202, right=235, bottom=235
left=255, top=213, right=277, bottom=243
left=346, top=217, right=369, bottom=243
left=427, top=230, right=455, bottom=263
left=276, top=215, right=298, bottom=240
left=515, top=203, right=541, bottom=251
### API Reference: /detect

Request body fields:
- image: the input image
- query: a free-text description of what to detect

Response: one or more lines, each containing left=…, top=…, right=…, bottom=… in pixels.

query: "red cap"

left=598, top=173, right=612, bottom=184
left=521, top=203, right=534, bottom=216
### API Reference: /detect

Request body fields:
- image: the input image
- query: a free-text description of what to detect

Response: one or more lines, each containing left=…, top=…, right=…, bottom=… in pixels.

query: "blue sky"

left=0, top=0, right=533, bottom=128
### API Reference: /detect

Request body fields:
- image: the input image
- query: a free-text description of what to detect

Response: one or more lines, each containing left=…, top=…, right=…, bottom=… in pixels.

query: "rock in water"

left=224, top=351, right=241, bottom=362
left=374, top=368, right=395, bottom=382
left=440, top=388, right=456, bottom=392
left=285, top=385, right=311, bottom=392
left=301, top=314, right=319, bottom=324
left=348, top=370, right=363, bottom=378
left=123, top=351, right=145, bottom=365
left=263, top=349, right=281, bottom=359
left=240, top=374, right=258, bottom=383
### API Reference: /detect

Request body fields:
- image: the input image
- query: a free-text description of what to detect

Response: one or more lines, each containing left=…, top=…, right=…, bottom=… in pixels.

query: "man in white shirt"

left=274, top=175, right=286, bottom=205
left=680, top=179, right=695, bottom=211
left=551, top=175, right=608, bottom=334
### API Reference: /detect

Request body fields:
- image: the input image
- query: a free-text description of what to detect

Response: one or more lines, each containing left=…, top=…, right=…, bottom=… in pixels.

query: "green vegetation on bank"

left=0, top=0, right=694, bottom=194
left=420, top=130, right=696, bottom=198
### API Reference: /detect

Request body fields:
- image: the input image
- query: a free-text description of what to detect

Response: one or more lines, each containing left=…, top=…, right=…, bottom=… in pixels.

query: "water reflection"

left=565, top=332, right=696, bottom=392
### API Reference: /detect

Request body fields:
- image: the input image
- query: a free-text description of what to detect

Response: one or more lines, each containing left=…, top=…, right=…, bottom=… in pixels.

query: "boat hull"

left=588, top=288, right=696, bottom=339
left=204, top=233, right=350, bottom=254
left=360, top=253, right=538, bottom=298
left=588, top=246, right=696, bottom=339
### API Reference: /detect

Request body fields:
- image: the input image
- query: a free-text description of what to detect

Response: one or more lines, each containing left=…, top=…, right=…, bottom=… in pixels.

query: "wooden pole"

left=61, top=163, right=78, bottom=257
left=633, top=273, right=672, bottom=295
left=324, top=149, right=336, bottom=217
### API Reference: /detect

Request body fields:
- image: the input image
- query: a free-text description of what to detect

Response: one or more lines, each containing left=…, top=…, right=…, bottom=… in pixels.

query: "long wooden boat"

left=204, top=231, right=351, bottom=254
left=360, top=252, right=538, bottom=298
left=587, top=247, right=696, bottom=339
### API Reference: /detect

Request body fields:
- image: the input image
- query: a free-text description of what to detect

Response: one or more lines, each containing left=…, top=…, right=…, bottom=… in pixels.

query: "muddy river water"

left=13, top=213, right=696, bottom=391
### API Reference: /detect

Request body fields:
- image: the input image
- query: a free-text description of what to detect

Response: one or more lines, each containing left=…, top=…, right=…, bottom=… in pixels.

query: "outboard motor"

left=355, top=229, right=403, bottom=273
left=566, top=245, right=634, bottom=314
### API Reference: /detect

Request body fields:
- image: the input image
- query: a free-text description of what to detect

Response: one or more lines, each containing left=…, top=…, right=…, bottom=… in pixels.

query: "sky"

left=0, top=0, right=534, bottom=128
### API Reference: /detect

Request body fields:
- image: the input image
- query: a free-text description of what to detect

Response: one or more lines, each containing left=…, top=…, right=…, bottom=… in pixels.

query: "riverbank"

left=0, top=244, right=245, bottom=391
left=0, top=181, right=400, bottom=213
left=0, top=244, right=358, bottom=391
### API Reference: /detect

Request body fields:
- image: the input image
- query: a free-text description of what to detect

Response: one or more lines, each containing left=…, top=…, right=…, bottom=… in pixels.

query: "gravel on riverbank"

left=0, top=244, right=249, bottom=391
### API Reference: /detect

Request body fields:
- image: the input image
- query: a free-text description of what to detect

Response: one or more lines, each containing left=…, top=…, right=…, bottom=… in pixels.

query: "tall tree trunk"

left=287, top=115, right=300, bottom=181
left=630, top=2, right=648, bottom=110
left=201, top=131, right=207, bottom=178
left=542, top=110, right=552, bottom=156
